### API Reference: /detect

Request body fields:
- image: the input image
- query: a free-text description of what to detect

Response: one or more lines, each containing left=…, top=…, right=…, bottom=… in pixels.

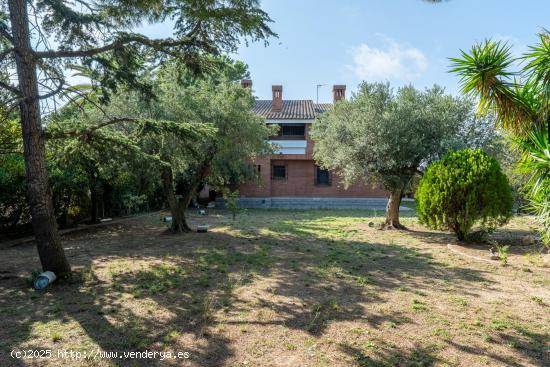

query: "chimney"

left=272, top=85, right=283, bottom=112
left=241, top=79, right=252, bottom=88
left=333, top=85, right=346, bottom=102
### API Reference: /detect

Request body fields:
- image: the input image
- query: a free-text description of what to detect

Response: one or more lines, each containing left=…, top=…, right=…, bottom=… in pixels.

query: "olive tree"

left=311, top=82, right=478, bottom=229
left=146, top=68, right=272, bottom=232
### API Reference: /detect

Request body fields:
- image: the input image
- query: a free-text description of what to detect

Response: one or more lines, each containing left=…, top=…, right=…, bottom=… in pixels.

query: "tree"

left=53, top=59, right=273, bottom=233
left=0, top=0, right=275, bottom=276
left=48, top=85, right=210, bottom=232
left=311, top=82, right=478, bottom=229
left=416, top=149, right=512, bottom=241
left=143, top=65, right=272, bottom=232
left=47, top=112, right=149, bottom=224
left=450, top=31, right=550, bottom=247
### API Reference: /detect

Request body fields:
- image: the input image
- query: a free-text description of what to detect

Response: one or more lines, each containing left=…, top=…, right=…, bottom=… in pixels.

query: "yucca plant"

left=450, top=30, right=550, bottom=249
left=516, top=129, right=550, bottom=245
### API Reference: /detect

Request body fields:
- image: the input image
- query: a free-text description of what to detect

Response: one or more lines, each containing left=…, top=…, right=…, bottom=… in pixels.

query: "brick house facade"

left=235, top=81, right=387, bottom=209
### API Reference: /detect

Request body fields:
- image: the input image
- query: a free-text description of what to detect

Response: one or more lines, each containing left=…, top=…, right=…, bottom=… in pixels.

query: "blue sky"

left=227, top=0, right=549, bottom=102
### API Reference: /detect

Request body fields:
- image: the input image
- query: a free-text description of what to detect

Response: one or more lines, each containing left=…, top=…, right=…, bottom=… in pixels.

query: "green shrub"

left=416, top=149, right=512, bottom=241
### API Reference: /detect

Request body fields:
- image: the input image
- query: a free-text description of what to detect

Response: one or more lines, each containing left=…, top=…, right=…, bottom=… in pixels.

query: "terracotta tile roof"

left=314, top=103, right=332, bottom=114
left=253, top=100, right=332, bottom=119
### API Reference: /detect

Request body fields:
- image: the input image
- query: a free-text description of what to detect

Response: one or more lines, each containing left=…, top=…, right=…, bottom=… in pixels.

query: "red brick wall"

left=239, top=123, right=387, bottom=198
left=239, top=159, right=387, bottom=198
left=239, top=156, right=272, bottom=197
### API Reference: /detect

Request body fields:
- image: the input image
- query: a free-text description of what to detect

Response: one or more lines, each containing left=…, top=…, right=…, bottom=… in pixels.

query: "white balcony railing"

left=268, top=140, right=307, bottom=155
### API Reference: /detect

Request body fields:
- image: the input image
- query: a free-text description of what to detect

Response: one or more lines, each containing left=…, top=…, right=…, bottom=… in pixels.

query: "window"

left=281, top=124, right=305, bottom=136
left=315, top=165, right=331, bottom=186
left=271, top=124, right=306, bottom=140
left=272, top=164, right=287, bottom=180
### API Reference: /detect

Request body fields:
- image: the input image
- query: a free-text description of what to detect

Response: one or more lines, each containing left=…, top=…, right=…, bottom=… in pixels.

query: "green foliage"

left=416, top=149, right=513, bottom=241
left=312, top=82, right=499, bottom=192
left=450, top=34, right=547, bottom=136
left=497, top=244, right=510, bottom=266
left=311, top=82, right=500, bottom=224
left=39, top=58, right=271, bottom=231
left=515, top=128, right=550, bottom=247
left=450, top=31, right=550, bottom=247
left=138, top=60, right=274, bottom=201
left=0, top=117, right=28, bottom=230
left=223, top=189, right=241, bottom=220
left=1, top=0, right=276, bottom=104
left=0, top=152, right=28, bottom=230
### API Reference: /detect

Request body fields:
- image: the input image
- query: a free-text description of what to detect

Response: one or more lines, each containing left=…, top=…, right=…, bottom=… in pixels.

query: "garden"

left=0, top=209, right=548, bottom=366
left=1, top=1, right=549, bottom=366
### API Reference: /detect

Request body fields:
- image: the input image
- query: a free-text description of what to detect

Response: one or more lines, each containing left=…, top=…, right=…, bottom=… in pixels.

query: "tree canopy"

left=311, top=82, right=498, bottom=229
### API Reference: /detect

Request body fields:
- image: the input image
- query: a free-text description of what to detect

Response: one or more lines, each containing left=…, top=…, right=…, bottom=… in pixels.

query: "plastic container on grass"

left=33, top=271, right=56, bottom=290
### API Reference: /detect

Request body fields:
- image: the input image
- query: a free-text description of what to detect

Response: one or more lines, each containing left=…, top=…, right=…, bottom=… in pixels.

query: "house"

left=236, top=80, right=388, bottom=209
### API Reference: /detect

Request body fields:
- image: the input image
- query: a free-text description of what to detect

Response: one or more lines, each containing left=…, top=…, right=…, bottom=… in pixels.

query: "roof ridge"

left=252, top=99, right=331, bottom=120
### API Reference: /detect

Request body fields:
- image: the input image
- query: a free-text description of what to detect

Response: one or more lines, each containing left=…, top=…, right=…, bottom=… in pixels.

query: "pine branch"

left=45, top=117, right=140, bottom=139
left=0, top=47, right=14, bottom=62
left=38, top=78, right=66, bottom=100
left=0, top=80, right=20, bottom=95
left=34, top=33, right=207, bottom=59
left=0, top=25, right=13, bottom=44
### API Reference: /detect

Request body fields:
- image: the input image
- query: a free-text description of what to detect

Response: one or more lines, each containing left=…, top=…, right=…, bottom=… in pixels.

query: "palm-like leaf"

left=523, top=30, right=550, bottom=126
left=516, top=129, right=550, bottom=193
left=515, top=128, right=550, bottom=245
left=450, top=40, right=537, bottom=135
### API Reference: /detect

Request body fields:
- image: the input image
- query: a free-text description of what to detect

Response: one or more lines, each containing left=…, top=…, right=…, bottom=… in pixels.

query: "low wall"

left=216, top=197, right=398, bottom=210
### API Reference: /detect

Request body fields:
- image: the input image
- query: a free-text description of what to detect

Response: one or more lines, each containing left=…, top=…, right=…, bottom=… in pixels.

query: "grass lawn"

left=0, top=210, right=548, bottom=366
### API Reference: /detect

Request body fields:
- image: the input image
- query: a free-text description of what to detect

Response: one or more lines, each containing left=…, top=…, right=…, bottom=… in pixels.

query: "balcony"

left=269, top=139, right=307, bottom=155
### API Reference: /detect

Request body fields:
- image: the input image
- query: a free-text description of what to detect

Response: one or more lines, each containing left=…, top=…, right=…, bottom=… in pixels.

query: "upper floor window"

left=315, top=165, right=331, bottom=186
left=271, top=124, right=306, bottom=140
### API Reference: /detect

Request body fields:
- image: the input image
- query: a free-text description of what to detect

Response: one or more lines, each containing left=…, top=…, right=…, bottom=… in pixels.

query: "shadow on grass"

left=339, top=342, right=440, bottom=367
left=0, top=226, right=259, bottom=366
left=448, top=331, right=549, bottom=367
left=0, top=210, right=505, bottom=366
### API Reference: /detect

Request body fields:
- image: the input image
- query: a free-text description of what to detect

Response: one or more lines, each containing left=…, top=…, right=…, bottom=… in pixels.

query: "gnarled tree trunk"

left=160, top=145, right=215, bottom=234
left=8, top=0, right=71, bottom=276
left=384, top=189, right=406, bottom=230
left=161, top=166, right=191, bottom=232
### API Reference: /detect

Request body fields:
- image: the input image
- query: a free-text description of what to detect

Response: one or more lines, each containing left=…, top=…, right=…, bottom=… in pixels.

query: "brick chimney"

left=333, top=85, right=346, bottom=102
left=241, top=79, right=252, bottom=88
left=272, top=85, right=283, bottom=112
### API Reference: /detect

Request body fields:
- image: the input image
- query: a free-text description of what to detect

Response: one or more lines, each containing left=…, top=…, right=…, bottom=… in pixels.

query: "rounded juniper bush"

left=416, top=149, right=513, bottom=241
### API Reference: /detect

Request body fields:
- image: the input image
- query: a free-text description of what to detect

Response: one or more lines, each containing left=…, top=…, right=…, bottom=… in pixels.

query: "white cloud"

left=349, top=35, right=428, bottom=82
left=493, top=34, right=527, bottom=56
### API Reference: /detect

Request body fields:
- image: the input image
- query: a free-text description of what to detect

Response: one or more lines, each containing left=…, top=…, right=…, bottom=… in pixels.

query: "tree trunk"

left=102, top=182, right=113, bottom=217
left=161, top=166, right=191, bottom=232
left=178, top=190, right=195, bottom=231
left=384, top=189, right=406, bottom=230
left=90, top=188, right=99, bottom=224
left=8, top=0, right=71, bottom=276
